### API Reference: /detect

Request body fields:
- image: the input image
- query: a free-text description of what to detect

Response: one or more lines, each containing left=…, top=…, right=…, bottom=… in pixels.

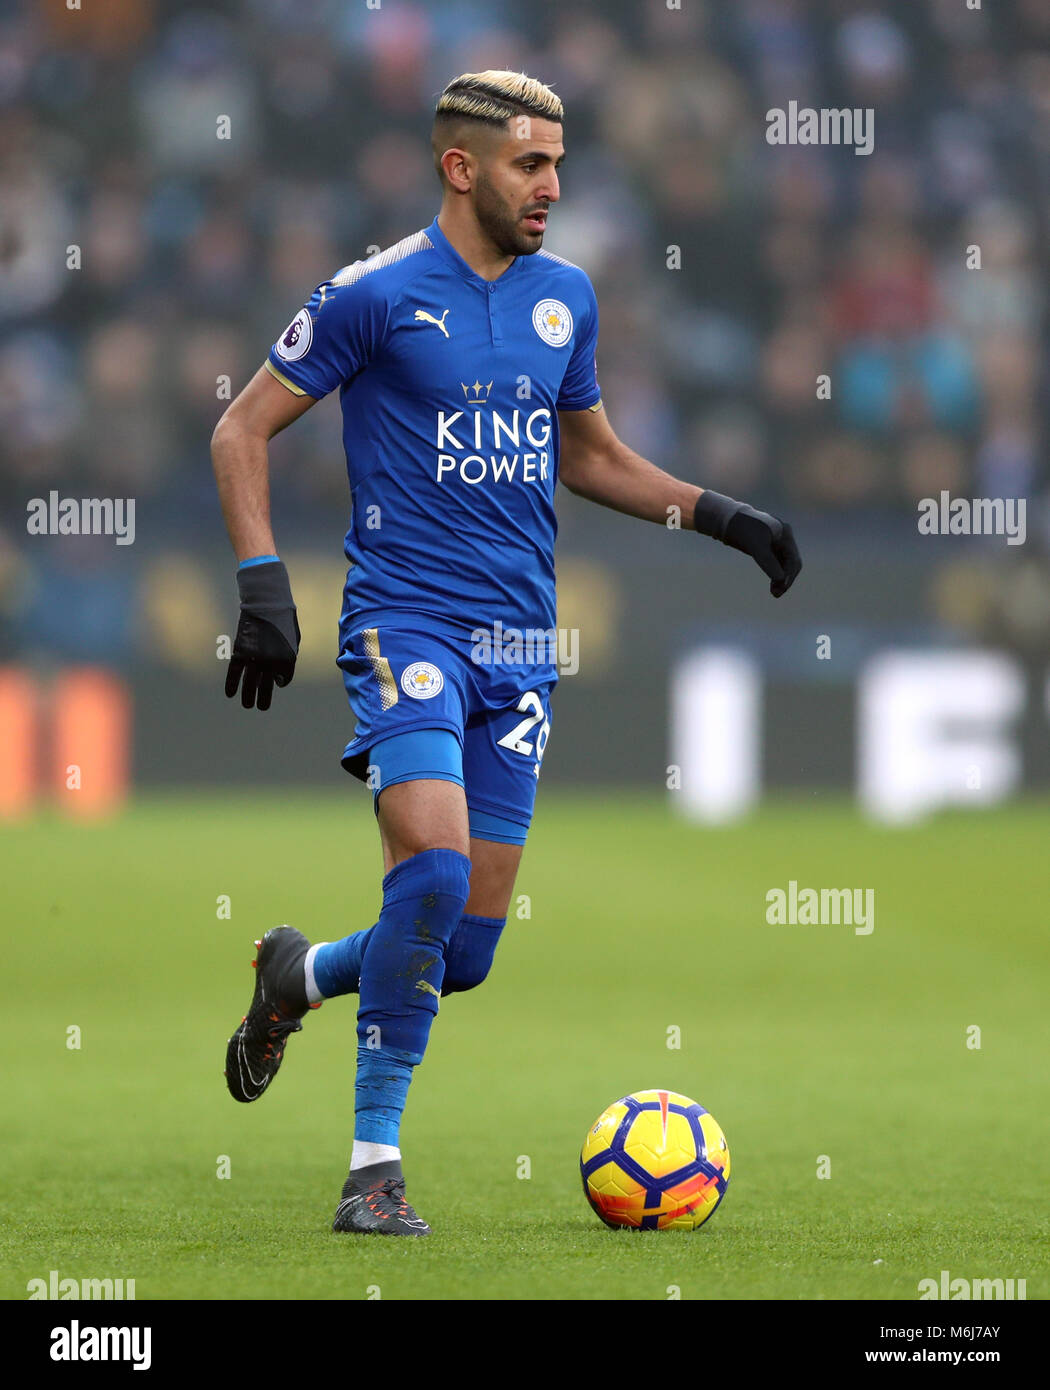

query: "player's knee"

left=390, top=834, right=471, bottom=869
left=378, top=772, right=470, bottom=862
left=441, top=957, right=493, bottom=995
left=384, top=846, right=471, bottom=919
left=441, top=914, right=506, bottom=996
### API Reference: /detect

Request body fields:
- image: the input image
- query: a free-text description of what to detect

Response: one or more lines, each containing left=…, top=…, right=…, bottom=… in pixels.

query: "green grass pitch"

left=3, top=793, right=1048, bottom=1301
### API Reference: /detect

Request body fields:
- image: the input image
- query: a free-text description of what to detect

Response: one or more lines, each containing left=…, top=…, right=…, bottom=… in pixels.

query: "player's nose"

left=537, top=171, right=560, bottom=204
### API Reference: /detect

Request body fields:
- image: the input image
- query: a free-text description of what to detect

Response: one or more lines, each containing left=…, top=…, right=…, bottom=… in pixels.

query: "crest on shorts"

left=401, top=662, right=444, bottom=699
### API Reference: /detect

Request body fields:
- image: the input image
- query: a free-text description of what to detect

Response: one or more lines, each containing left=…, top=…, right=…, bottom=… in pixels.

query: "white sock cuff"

left=303, top=942, right=329, bottom=1004
left=350, top=1140, right=402, bottom=1170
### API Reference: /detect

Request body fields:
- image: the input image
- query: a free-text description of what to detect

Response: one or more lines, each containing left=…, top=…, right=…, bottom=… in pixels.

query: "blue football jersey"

left=266, top=216, right=602, bottom=639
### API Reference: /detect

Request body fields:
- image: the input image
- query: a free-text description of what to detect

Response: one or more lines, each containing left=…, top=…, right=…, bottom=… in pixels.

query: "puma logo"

left=414, top=308, right=451, bottom=338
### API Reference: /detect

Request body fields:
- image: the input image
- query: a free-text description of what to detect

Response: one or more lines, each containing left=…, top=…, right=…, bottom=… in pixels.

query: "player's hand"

left=693, top=491, right=802, bottom=597
left=225, top=559, right=301, bottom=710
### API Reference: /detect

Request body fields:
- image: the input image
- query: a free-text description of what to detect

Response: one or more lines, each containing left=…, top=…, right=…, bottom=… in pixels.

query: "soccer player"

left=213, top=71, right=801, bottom=1237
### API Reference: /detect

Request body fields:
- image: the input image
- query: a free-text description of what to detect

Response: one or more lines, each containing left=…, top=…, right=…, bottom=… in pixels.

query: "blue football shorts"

left=338, top=623, right=557, bottom=845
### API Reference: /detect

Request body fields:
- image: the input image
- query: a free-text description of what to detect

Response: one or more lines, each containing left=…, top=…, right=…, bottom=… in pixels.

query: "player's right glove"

left=224, top=558, right=300, bottom=711
left=693, top=490, right=802, bottom=598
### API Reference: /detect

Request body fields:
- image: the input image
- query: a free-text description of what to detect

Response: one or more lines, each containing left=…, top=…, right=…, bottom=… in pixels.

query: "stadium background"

left=3, top=0, right=1049, bottom=812
left=3, top=0, right=1050, bottom=1312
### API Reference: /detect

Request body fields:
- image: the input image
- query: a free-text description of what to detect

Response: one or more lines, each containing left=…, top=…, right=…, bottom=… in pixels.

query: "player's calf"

left=344, top=846, right=471, bottom=1226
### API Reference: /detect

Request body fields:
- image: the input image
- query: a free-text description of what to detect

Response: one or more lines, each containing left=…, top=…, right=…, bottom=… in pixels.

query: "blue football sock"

left=441, top=913, right=506, bottom=994
left=355, top=847, right=471, bottom=1147
left=311, top=927, right=372, bottom=999
left=310, top=910, right=506, bottom=1001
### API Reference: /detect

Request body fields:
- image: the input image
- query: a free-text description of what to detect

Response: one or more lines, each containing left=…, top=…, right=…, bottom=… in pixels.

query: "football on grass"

left=580, top=1089, right=730, bottom=1230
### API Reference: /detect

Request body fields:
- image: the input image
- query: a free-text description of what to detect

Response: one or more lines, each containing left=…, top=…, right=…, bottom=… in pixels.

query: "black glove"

left=694, top=491, right=802, bottom=598
left=225, top=559, right=300, bottom=710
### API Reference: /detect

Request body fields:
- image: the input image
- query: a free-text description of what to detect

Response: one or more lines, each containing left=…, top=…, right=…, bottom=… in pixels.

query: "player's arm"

left=212, top=364, right=316, bottom=561
left=211, top=365, right=317, bottom=709
left=558, top=401, right=700, bottom=524
left=558, top=403, right=802, bottom=597
left=215, top=267, right=383, bottom=707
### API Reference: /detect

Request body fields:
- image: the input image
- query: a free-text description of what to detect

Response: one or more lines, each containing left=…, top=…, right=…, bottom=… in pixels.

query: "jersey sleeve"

left=556, top=272, right=603, bottom=412
left=266, top=269, right=388, bottom=400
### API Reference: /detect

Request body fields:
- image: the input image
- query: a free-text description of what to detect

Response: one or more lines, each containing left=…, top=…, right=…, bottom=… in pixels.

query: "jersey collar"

left=427, top=216, right=524, bottom=288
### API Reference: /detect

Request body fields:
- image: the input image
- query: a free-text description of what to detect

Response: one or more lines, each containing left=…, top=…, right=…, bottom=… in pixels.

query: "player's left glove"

left=224, top=559, right=300, bottom=711
left=693, top=490, right=802, bottom=598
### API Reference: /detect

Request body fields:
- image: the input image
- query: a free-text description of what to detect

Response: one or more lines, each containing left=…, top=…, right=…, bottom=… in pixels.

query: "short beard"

left=474, top=171, right=543, bottom=257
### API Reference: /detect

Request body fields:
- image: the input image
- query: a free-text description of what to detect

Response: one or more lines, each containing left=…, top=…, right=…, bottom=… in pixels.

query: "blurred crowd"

left=2, top=0, right=1050, bottom=655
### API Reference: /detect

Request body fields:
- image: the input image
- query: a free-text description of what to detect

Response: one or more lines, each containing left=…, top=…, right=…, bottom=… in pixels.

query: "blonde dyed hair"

left=435, top=70, right=563, bottom=126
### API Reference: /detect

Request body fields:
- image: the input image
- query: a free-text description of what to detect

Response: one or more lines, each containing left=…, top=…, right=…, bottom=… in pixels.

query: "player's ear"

left=440, top=147, right=473, bottom=193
